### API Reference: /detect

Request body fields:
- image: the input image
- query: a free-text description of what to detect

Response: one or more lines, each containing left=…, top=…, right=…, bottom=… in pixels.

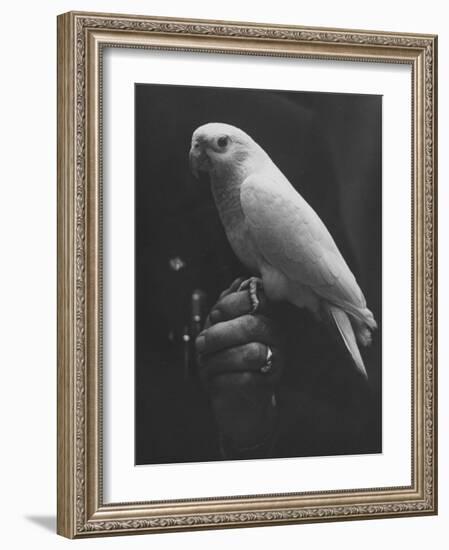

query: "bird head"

left=189, top=123, right=262, bottom=180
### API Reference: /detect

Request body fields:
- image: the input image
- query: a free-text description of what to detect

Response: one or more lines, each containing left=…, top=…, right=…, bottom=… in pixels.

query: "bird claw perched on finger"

left=238, top=277, right=263, bottom=314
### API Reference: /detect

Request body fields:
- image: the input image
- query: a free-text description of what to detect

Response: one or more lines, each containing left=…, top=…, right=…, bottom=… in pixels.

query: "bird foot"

left=238, top=277, right=263, bottom=314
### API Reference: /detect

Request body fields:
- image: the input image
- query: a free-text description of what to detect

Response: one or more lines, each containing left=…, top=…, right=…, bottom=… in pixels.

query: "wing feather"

left=240, top=171, right=366, bottom=311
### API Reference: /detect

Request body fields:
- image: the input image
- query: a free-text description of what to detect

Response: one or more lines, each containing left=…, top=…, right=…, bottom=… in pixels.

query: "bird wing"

left=240, top=170, right=366, bottom=311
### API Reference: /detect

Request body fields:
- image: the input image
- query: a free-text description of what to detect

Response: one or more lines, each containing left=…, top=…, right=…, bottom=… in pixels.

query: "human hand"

left=195, top=277, right=284, bottom=454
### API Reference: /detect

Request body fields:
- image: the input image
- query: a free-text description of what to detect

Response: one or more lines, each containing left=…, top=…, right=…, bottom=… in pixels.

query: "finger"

left=228, top=276, right=246, bottom=293
left=195, top=314, right=278, bottom=356
left=199, top=343, right=283, bottom=382
left=218, top=277, right=246, bottom=300
left=209, top=289, right=269, bottom=324
left=206, top=279, right=245, bottom=329
left=202, top=314, right=212, bottom=331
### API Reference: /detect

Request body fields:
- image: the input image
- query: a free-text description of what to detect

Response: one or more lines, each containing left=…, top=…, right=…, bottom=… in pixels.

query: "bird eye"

left=217, top=136, right=229, bottom=148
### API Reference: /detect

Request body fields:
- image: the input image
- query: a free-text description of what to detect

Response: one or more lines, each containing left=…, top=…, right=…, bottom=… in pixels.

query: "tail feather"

left=326, top=304, right=368, bottom=379
left=333, top=299, right=377, bottom=330
left=332, top=301, right=377, bottom=347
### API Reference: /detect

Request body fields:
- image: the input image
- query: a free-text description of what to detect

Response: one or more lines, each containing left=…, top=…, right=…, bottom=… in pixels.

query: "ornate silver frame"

left=57, top=11, right=438, bottom=538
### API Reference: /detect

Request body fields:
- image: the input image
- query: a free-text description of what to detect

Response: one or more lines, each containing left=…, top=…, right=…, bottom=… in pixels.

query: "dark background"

left=135, top=83, right=382, bottom=465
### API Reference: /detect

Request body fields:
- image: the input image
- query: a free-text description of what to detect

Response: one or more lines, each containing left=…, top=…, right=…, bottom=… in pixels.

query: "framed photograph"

left=57, top=11, right=438, bottom=538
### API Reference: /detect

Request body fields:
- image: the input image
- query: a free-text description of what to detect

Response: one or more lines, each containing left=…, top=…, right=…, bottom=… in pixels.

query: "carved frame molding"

left=57, top=11, right=437, bottom=538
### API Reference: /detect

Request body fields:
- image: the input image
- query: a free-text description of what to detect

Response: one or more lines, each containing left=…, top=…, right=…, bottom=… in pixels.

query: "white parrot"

left=189, top=122, right=377, bottom=378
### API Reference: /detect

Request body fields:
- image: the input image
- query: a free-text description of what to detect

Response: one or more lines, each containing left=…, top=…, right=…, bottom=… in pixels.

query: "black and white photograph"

left=134, top=83, right=382, bottom=466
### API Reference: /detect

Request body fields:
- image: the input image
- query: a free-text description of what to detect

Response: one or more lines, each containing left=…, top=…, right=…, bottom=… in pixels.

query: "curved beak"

left=189, top=145, right=210, bottom=180
left=189, top=148, right=200, bottom=179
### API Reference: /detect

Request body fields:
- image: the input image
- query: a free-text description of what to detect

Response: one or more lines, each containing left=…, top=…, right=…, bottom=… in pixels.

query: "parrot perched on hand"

left=189, top=122, right=377, bottom=378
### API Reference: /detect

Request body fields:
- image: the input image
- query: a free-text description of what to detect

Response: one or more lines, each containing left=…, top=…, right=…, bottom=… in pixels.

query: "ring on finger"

left=260, top=345, right=273, bottom=374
